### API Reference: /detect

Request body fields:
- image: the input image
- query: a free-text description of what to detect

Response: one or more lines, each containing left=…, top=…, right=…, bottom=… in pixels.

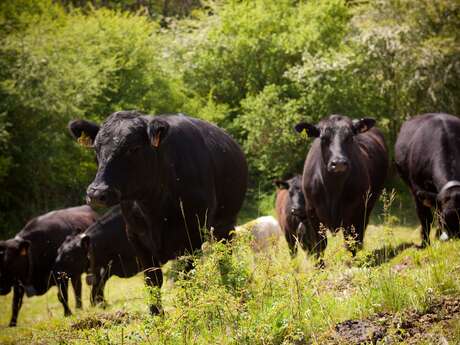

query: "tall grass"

left=1, top=199, right=460, bottom=344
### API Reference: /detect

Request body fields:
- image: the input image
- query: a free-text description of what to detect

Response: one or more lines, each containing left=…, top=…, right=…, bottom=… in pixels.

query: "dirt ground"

left=328, top=297, right=460, bottom=344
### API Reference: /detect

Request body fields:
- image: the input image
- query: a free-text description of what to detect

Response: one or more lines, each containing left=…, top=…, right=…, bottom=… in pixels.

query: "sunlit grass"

left=1, top=219, right=460, bottom=344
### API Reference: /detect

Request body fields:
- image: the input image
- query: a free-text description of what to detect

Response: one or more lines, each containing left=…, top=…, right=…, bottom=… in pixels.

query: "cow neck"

left=316, top=161, right=349, bottom=229
left=136, top=150, right=168, bottom=207
left=432, top=129, right=460, bottom=191
left=154, top=149, right=182, bottom=201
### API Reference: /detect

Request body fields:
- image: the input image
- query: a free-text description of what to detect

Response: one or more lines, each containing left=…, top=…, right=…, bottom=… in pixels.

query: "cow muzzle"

left=290, top=208, right=306, bottom=220
left=86, top=184, right=119, bottom=207
left=328, top=158, right=349, bottom=174
left=442, top=210, right=460, bottom=236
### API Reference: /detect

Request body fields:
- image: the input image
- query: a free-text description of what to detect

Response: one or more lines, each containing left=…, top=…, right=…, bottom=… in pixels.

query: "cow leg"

left=71, top=275, right=82, bottom=309
left=127, top=232, right=163, bottom=315
left=144, top=264, right=163, bottom=315
left=120, top=202, right=164, bottom=314
left=132, top=240, right=163, bottom=315
left=415, top=199, right=433, bottom=247
left=9, top=285, right=25, bottom=327
left=90, top=273, right=107, bottom=307
left=182, top=257, right=195, bottom=274
left=285, top=230, right=298, bottom=258
left=210, top=220, right=235, bottom=245
left=343, top=225, right=364, bottom=257
left=57, top=278, right=72, bottom=316
left=303, top=214, right=327, bottom=267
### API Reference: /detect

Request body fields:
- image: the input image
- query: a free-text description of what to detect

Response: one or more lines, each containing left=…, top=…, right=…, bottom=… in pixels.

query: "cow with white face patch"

left=68, top=111, right=248, bottom=314
left=295, top=115, right=388, bottom=261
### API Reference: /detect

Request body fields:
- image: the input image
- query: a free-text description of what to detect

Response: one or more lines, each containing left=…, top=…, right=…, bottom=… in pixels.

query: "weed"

left=1, top=199, right=460, bottom=344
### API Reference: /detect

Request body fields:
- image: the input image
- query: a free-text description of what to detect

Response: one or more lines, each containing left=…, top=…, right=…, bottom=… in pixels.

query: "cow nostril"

left=330, top=159, right=349, bottom=172
left=87, top=187, right=108, bottom=204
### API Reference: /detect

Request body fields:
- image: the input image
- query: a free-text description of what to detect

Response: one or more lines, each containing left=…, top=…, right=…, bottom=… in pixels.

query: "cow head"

left=295, top=115, right=375, bottom=176
left=0, top=238, right=30, bottom=295
left=417, top=181, right=460, bottom=236
left=54, top=234, right=90, bottom=280
left=274, top=175, right=306, bottom=220
left=68, top=111, right=169, bottom=207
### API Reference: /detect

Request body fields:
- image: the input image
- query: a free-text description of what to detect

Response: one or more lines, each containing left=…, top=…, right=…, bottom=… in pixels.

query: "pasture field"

left=1, top=205, right=460, bottom=344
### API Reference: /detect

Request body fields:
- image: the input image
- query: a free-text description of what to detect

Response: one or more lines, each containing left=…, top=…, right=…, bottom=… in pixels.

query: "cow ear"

left=294, top=122, right=320, bottom=138
left=416, top=190, right=437, bottom=208
left=147, top=119, right=170, bottom=149
left=352, top=118, right=375, bottom=134
left=274, top=179, right=289, bottom=190
left=68, top=119, right=100, bottom=147
left=18, top=240, right=30, bottom=257
left=79, top=234, right=91, bottom=249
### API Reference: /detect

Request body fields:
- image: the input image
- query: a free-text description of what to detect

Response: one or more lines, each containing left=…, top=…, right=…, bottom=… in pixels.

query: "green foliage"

left=0, top=0, right=186, bottom=235
left=289, top=0, right=460, bottom=145
left=237, top=85, right=305, bottom=182
left=179, top=0, right=349, bottom=108
left=172, top=0, right=350, bottom=181
left=0, top=0, right=458, bottom=235
left=2, top=223, right=460, bottom=344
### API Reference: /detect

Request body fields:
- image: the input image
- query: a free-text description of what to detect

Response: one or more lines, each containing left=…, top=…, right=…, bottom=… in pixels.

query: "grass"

left=1, top=195, right=460, bottom=344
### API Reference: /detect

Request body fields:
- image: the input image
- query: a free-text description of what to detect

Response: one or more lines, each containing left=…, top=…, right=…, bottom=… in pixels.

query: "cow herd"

left=0, top=111, right=459, bottom=327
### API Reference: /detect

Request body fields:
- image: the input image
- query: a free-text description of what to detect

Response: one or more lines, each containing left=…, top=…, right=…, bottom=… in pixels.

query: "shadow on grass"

left=357, top=242, right=415, bottom=267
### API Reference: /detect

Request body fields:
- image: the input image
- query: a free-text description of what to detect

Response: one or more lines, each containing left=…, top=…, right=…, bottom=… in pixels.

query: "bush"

left=0, top=1, right=186, bottom=235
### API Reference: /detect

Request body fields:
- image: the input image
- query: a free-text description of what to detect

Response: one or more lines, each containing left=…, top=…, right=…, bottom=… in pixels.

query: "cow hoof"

left=64, top=310, right=72, bottom=317
left=149, top=304, right=164, bottom=316
left=8, top=322, right=16, bottom=327
left=315, top=259, right=326, bottom=269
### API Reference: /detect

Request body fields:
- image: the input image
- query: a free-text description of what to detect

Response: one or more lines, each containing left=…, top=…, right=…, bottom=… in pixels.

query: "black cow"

left=274, top=175, right=314, bottom=257
left=295, top=115, right=388, bottom=259
left=68, top=111, right=248, bottom=314
left=54, top=205, right=140, bottom=308
left=0, top=206, right=97, bottom=326
left=395, top=113, right=460, bottom=246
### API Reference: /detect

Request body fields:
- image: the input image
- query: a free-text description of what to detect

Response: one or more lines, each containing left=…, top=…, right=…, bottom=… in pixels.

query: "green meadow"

left=1, top=196, right=460, bottom=344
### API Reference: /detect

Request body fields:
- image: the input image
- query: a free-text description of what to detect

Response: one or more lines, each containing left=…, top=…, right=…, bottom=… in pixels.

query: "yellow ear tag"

left=77, top=132, right=93, bottom=148
left=301, top=128, right=308, bottom=139
left=422, top=199, right=432, bottom=208
left=153, top=133, right=161, bottom=148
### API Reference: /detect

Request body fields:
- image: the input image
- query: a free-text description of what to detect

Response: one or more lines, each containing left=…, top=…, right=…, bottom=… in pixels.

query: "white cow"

left=236, top=216, right=282, bottom=253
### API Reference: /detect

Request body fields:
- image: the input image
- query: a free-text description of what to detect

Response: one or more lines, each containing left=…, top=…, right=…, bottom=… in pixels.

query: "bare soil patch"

left=327, top=297, right=460, bottom=344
